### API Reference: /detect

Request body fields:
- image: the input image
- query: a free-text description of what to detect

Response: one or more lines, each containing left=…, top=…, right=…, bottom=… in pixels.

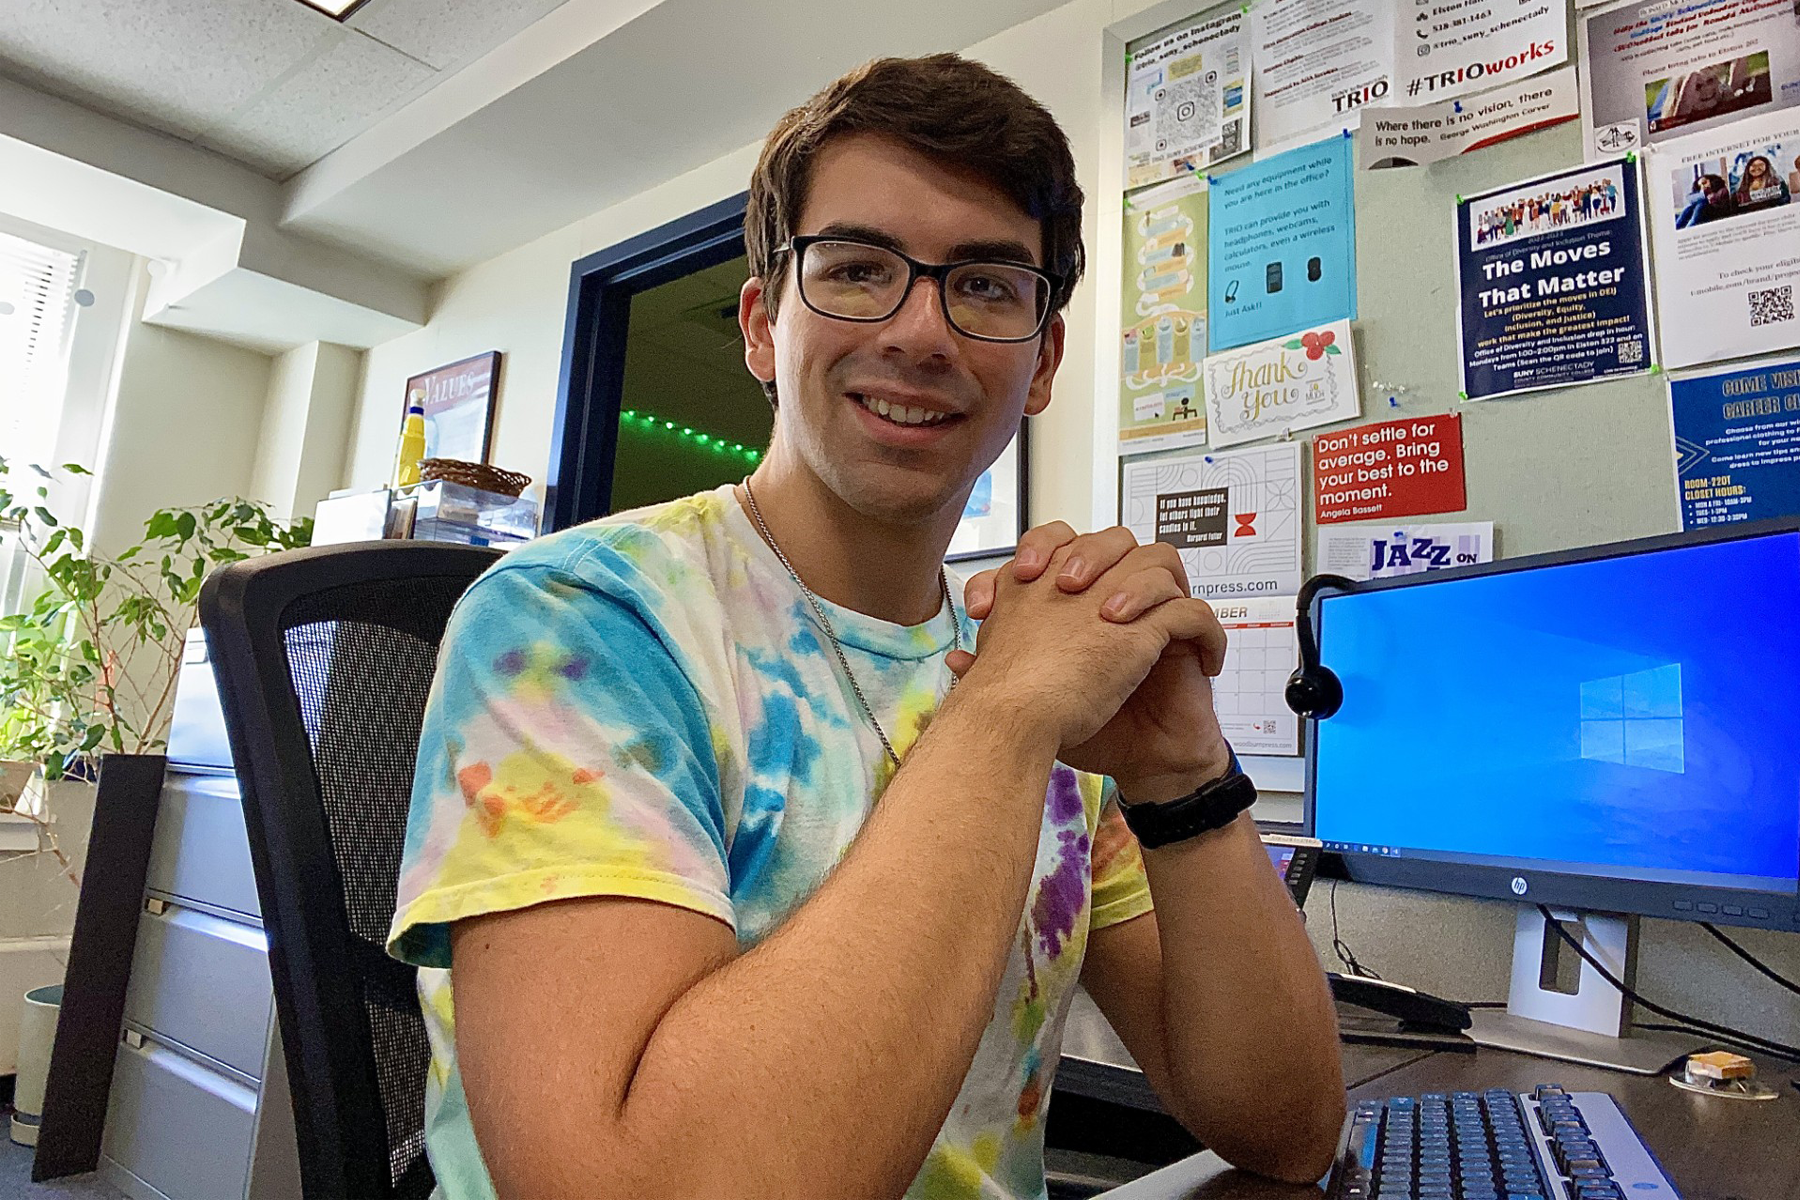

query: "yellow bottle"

left=393, top=403, right=428, bottom=488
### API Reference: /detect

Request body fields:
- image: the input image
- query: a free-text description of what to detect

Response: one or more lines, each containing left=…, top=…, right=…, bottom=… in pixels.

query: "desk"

left=1091, top=1048, right=1800, bottom=1199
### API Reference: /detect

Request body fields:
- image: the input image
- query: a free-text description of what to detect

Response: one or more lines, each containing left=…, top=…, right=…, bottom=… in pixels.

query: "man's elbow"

left=1196, top=1087, right=1345, bottom=1185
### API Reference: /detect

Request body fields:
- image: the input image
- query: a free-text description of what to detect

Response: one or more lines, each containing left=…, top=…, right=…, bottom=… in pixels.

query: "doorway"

left=545, top=194, right=770, bottom=531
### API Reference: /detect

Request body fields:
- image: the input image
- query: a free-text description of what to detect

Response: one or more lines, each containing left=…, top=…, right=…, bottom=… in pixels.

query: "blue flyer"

left=1206, top=135, right=1356, bottom=353
left=1670, top=356, right=1800, bottom=530
left=1455, top=157, right=1654, bottom=400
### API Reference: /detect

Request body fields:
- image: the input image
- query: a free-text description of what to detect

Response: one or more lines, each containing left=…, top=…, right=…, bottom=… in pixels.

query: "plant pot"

left=11, top=984, right=62, bottom=1147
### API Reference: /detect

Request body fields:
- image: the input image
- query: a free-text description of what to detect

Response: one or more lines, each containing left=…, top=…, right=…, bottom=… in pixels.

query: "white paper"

left=1210, top=595, right=1301, bottom=756
left=1361, top=67, right=1579, bottom=168
left=1394, top=0, right=1569, bottom=106
left=1317, top=521, right=1496, bottom=581
left=1251, top=0, right=1396, bottom=150
left=1579, top=0, right=1800, bottom=159
left=1126, top=6, right=1252, bottom=188
left=1120, top=443, right=1304, bottom=601
left=1645, top=108, right=1800, bottom=369
left=1203, top=318, right=1360, bottom=449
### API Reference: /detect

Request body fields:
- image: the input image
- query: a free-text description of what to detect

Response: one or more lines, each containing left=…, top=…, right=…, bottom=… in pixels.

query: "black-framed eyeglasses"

left=775, top=236, right=1060, bottom=343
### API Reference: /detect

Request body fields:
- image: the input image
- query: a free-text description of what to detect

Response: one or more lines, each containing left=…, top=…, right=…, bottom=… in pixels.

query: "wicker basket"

left=418, top=459, right=533, bottom=497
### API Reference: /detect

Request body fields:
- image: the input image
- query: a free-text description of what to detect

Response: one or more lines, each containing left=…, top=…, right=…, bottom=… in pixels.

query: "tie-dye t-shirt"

left=386, top=484, right=1153, bottom=1200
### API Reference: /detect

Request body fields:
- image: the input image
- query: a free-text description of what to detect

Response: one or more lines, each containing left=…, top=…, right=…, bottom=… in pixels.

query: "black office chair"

left=199, top=541, right=502, bottom=1200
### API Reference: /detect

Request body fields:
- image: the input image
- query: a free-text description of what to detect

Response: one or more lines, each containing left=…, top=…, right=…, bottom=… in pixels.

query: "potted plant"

left=0, top=456, right=311, bottom=1144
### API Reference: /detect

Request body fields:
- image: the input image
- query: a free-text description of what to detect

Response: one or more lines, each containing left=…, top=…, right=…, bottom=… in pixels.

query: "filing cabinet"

left=98, top=632, right=301, bottom=1200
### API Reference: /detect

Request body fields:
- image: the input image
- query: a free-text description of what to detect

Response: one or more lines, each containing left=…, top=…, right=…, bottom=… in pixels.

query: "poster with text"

left=1456, top=158, right=1654, bottom=400
left=1211, top=596, right=1301, bottom=756
left=1645, top=107, right=1800, bottom=368
left=1579, top=0, right=1800, bottom=158
left=1251, top=0, right=1396, bottom=152
left=1126, top=5, right=1251, bottom=189
left=1313, top=414, right=1468, bottom=524
left=1361, top=67, right=1579, bottom=168
left=1207, top=135, right=1357, bottom=352
left=1120, top=443, right=1303, bottom=600
left=1670, top=355, right=1800, bottom=529
left=1120, top=175, right=1209, bottom=454
left=1317, top=521, right=1495, bottom=579
left=1396, top=0, right=1569, bottom=106
left=1202, top=318, right=1360, bottom=448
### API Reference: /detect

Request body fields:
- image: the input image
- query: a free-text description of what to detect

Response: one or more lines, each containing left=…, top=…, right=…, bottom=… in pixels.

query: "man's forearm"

left=612, top=687, right=1057, bottom=1200
left=1144, top=814, right=1345, bottom=1183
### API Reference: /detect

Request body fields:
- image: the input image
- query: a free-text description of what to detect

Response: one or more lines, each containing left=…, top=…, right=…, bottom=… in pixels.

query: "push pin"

left=1387, top=396, right=1401, bottom=409
left=1278, top=426, right=1294, bottom=442
left=1670, top=1051, right=1779, bottom=1101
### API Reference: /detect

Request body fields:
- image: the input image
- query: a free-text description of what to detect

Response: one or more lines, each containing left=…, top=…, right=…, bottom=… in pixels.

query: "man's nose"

left=879, top=274, right=958, bottom=356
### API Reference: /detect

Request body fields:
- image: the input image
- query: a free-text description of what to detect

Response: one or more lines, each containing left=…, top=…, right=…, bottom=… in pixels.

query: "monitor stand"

left=1466, top=906, right=1705, bottom=1076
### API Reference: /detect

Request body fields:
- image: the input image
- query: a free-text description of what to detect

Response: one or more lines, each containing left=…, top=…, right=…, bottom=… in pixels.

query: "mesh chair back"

left=199, top=542, right=502, bottom=1199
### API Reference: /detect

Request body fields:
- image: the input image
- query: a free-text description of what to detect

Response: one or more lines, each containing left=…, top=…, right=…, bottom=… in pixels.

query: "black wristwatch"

left=1116, top=749, right=1257, bottom=849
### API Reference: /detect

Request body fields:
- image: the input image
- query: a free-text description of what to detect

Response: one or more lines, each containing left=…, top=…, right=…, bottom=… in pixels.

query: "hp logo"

left=1511, top=877, right=1528, bottom=896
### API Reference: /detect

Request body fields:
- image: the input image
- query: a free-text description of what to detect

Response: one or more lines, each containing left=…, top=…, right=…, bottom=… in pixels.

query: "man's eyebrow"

left=810, top=222, right=1042, bottom=268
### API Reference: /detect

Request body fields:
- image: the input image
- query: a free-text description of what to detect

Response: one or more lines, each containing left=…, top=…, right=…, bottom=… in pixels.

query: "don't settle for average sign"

left=1313, top=413, right=1467, bottom=524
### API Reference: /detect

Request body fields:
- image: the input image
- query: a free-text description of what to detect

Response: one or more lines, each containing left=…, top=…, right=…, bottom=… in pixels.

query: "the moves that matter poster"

left=1119, top=442, right=1303, bottom=601
left=1125, top=4, right=1250, bottom=189
left=1670, top=355, right=1800, bottom=530
left=1455, top=158, right=1654, bottom=400
left=1580, top=0, right=1800, bottom=157
left=1120, top=175, right=1209, bottom=454
left=1207, top=135, right=1357, bottom=352
left=1645, top=106, right=1800, bottom=369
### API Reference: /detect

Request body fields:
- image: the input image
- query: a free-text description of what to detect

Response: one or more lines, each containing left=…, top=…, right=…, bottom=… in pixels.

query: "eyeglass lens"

left=798, top=241, right=1049, bottom=340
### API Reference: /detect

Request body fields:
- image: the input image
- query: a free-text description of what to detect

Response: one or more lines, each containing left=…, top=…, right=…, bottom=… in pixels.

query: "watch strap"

left=1117, top=750, right=1257, bottom=849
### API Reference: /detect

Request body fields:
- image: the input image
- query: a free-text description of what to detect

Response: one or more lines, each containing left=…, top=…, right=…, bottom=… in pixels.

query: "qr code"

left=1618, top=338, right=1643, bottom=364
left=1749, top=286, right=1794, bottom=327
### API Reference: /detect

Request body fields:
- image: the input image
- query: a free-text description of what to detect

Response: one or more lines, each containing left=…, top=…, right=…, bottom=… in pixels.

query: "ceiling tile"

left=205, top=31, right=436, bottom=178
left=350, top=0, right=569, bottom=70
left=0, top=0, right=336, bottom=143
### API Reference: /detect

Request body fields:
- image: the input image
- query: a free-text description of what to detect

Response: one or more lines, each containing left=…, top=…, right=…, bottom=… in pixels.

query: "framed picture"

left=404, top=352, right=502, bottom=464
left=946, top=422, right=1029, bottom=562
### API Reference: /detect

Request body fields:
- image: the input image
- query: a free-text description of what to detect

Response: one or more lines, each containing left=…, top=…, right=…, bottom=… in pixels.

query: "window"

left=0, top=228, right=85, bottom=621
left=1580, top=663, right=1685, bottom=773
left=0, top=229, right=84, bottom=466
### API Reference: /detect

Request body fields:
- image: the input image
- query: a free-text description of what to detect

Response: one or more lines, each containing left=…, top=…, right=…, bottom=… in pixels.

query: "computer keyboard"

left=1324, top=1084, right=1681, bottom=1199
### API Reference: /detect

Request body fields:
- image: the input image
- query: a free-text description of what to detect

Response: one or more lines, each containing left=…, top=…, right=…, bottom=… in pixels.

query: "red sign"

left=1313, top=413, right=1467, bottom=524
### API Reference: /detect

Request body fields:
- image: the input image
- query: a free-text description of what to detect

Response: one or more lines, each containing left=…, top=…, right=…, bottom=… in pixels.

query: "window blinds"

left=0, top=230, right=83, bottom=465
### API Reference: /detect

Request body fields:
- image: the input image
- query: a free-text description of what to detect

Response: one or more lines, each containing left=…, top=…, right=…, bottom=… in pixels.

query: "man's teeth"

left=857, top=394, right=949, bottom=426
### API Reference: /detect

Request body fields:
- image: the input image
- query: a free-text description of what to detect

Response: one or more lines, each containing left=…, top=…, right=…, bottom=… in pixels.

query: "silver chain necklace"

left=740, top=478, right=961, bottom=770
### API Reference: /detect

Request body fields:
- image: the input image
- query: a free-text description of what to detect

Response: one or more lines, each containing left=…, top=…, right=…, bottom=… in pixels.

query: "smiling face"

left=741, top=132, right=1064, bottom=530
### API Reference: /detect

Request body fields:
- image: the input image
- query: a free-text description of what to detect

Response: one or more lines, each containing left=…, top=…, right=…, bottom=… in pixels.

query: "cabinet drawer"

left=124, top=904, right=271, bottom=1080
left=146, top=774, right=260, bottom=919
left=103, top=1037, right=257, bottom=1200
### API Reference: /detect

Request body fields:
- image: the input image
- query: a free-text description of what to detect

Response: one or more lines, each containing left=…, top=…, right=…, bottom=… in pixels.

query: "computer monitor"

left=1305, top=518, right=1800, bottom=1072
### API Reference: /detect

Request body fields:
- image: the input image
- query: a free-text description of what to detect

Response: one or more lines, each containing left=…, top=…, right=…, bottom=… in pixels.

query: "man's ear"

left=740, top=276, right=777, bottom=389
left=1023, top=313, right=1066, bottom=418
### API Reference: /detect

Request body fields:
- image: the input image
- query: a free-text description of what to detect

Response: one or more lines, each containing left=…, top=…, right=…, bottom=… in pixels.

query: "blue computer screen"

left=1313, top=531, right=1800, bottom=894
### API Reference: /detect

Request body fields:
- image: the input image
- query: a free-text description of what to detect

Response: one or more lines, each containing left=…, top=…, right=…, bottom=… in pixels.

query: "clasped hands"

left=943, top=523, right=1235, bottom=806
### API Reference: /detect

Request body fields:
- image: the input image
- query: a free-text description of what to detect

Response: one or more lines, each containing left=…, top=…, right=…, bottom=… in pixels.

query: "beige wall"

left=90, top=266, right=274, bottom=556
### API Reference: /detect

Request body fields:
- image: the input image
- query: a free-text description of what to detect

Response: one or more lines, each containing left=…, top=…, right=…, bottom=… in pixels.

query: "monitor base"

left=1467, top=1009, right=1703, bottom=1075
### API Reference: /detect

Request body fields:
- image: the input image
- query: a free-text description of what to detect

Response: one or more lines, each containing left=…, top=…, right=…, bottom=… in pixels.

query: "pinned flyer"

left=1313, top=414, right=1468, bottom=525
left=1360, top=67, right=1579, bottom=169
left=1317, top=521, right=1495, bottom=580
left=1202, top=318, right=1360, bottom=449
left=1119, top=443, right=1303, bottom=600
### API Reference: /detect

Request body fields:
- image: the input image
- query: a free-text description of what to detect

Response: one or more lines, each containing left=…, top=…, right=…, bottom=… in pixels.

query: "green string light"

left=617, top=408, right=762, bottom=463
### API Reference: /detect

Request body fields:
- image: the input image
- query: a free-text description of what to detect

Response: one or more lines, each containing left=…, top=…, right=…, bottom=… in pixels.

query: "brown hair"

left=746, top=54, right=1086, bottom=327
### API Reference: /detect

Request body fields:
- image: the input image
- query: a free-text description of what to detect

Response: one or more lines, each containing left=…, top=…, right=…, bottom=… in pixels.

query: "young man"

left=387, top=54, right=1343, bottom=1200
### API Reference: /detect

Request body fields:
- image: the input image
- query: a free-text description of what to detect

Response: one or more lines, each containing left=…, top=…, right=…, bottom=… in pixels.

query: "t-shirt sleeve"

left=1089, top=778, right=1153, bottom=931
left=386, top=559, right=729, bottom=969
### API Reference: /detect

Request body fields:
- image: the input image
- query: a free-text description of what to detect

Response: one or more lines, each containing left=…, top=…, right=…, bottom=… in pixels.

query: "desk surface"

left=1094, top=1047, right=1800, bottom=1200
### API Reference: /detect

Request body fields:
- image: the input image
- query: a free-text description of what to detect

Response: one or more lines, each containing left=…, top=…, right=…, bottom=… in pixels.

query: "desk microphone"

left=1285, top=573, right=1358, bottom=719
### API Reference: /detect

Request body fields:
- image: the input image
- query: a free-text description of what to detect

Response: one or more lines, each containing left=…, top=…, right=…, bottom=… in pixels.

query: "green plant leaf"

left=60, top=463, right=91, bottom=476
left=33, top=507, right=57, bottom=527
